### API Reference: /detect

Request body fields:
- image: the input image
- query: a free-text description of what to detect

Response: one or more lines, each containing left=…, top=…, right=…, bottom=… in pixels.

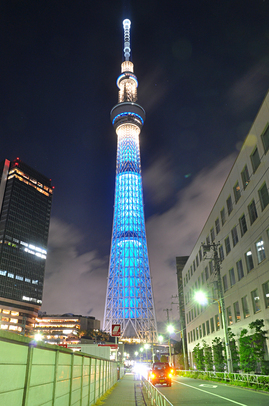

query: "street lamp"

left=167, top=325, right=174, bottom=366
left=195, top=290, right=233, bottom=373
left=144, top=343, right=150, bottom=362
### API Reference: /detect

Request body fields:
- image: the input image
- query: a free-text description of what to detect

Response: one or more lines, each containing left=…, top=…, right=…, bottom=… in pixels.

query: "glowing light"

left=194, top=291, right=208, bottom=305
left=34, top=333, right=43, bottom=341
left=112, top=112, right=144, bottom=126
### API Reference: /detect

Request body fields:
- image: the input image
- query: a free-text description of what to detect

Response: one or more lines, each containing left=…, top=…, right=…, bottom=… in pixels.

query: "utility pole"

left=163, top=308, right=172, bottom=323
left=203, top=242, right=233, bottom=373
left=172, top=295, right=188, bottom=371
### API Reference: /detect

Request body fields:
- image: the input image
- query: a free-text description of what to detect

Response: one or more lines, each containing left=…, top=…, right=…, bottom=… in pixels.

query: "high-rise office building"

left=103, top=20, right=157, bottom=342
left=0, top=158, right=53, bottom=334
left=181, top=91, right=269, bottom=367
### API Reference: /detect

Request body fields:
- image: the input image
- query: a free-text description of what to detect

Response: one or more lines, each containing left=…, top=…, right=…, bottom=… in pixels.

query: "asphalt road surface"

left=157, top=376, right=269, bottom=406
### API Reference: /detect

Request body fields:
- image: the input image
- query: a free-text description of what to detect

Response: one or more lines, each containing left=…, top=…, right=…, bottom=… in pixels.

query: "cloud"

left=42, top=218, right=108, bottom=324
left=42, top=154, right=235, bottom=328
left=146, top=153, right=236, bottom=323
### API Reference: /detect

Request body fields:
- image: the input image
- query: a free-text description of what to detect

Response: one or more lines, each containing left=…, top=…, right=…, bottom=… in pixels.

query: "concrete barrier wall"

left=0, top=330, right=118, bottom=406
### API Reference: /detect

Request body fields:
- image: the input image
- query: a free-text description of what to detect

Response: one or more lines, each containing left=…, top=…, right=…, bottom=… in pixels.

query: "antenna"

left=123, top=19, right=131, bottom=61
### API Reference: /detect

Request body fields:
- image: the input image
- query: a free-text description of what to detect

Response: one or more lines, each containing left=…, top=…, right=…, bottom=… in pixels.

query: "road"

left=157, top=376, right=269, bottom=406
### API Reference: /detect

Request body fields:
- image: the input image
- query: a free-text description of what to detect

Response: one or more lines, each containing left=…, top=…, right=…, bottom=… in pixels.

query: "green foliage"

left=212, top=337, right=225, bottom=372
left=203, top=340, right=213, bottom=371
left=193, top=343, right=205, bottom=371
left=249, top=319, right=267, bottom=366
left=239, top=328, right=256, bottom=373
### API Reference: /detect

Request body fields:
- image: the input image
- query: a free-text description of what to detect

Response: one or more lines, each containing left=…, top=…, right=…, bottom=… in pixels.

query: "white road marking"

left=199, top=384, right=218, bottom=388
left=174, top=379, right=248, bottom=406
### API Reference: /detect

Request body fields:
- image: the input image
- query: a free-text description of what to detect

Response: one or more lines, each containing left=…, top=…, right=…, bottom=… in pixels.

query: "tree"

left=212, top=337, right=225, bottom=372
left=249, top=319, right=267, bottom=374
left=203, top=340, right=213, bottom=371
left=193, top=343, right=205, bottom=371
left=239, top=328, right=256, bottom=373
left=228, top=328, right=240, bottom=372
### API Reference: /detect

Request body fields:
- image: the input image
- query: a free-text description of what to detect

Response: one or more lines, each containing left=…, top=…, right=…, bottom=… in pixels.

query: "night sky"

left=1, top=1, right=269, bottom=330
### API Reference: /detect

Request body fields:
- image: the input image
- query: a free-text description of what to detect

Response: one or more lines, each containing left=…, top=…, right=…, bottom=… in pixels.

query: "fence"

left=177, top=370, right=269, bottom=390
left=0, top=330, right=120, bottom=406
left=142, top=377, right=173, bottom=406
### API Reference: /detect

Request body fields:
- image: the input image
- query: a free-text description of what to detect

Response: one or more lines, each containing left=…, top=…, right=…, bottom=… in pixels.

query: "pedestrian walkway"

left=100, top=373, right=142, bottom=405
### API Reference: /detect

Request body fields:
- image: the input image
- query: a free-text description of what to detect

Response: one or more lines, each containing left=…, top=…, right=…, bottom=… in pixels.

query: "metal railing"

left=142, top=377, right=173, bottom=406
left=177, top=370, right=269, bottom=389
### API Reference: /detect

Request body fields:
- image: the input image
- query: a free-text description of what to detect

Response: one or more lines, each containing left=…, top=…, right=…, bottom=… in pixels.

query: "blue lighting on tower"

left=103, top=19, right=157, bottom=342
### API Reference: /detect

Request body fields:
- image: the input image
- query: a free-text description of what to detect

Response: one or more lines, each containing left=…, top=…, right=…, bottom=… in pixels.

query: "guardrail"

left=177, top=370, right=269, bottom=390
left=142, top=377, right=173, bottom=406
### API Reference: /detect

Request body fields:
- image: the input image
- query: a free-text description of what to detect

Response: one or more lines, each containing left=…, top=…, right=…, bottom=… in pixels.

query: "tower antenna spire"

left=123, top=19, right=131, bottom=61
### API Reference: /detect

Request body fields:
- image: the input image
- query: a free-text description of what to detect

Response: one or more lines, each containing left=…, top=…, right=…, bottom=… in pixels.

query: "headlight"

left=150, top=373, right=155, bottom=379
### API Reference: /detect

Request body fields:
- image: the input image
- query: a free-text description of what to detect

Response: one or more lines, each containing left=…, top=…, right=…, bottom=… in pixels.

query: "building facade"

left=181, top=91, right=269, bottom=366
left=103, top=20, right=157, bottom=342
left=0, top=158, right=53, bottom=334
left=34, top=314, right=100, bottom=345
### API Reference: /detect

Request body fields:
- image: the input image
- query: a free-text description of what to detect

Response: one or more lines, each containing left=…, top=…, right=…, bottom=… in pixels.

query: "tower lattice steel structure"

left=103, top=19, right=157, bottom=342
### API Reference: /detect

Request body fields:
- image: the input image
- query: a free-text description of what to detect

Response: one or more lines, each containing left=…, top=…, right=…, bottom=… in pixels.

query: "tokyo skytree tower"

left=103, top=19, right=157, bottom=342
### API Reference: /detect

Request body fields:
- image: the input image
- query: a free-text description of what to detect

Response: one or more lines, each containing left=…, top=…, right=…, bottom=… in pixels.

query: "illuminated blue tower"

left=103, top=20, right=157, bottom=342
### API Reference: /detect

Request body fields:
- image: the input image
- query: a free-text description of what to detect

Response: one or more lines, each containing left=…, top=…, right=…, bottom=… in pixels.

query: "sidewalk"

left=100, top=373, right=141, bottom=405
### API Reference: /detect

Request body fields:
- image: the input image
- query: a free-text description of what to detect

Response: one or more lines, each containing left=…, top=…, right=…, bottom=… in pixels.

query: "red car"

left=149, top=362, right=173, bottom=387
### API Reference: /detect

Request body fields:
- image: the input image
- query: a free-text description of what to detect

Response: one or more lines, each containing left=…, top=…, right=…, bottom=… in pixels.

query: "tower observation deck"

left=103, top=19, right=157, bottom=342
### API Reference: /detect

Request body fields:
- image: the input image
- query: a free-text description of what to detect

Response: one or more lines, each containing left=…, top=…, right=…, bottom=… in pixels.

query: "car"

left=148, top=362, right=173, bottom=387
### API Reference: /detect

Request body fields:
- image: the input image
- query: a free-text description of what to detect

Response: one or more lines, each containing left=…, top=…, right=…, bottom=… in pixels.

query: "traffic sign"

left=111, top=324, right=121, bottom=336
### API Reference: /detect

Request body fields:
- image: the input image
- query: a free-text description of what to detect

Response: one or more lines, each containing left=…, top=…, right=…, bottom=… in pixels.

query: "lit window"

left=15, top=275, right=23, bottom=281
left=255, top=237, right=266, bottom=264
left=11, top=311, right=19, bottom=316
left=233, top=181, right=241, bottom=203
left=245, top=250, right=254, bottom=273
left=2, top=309, right=10, bottom=314
left=0, top=270, right=7, bottom=276
left=7, top=273, right=14, bottom=278
left=10, top=318, right=18, bottom=323
left=251, top=289, right=261, bottom=314
left=1, top=325, right=8, bottom=330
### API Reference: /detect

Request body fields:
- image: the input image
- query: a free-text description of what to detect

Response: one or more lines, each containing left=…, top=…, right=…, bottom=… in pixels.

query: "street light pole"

left=213, top=244, right=233, bottom=373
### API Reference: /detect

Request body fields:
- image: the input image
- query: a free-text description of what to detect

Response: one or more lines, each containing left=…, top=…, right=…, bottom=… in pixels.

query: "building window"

left=233, top=301, right=241, bottom=322
left=251, top=289, right=261, bottom=314
left=231, top=226, right=239, bottom=247
left=196, top=255, right=199, bottom=267
left=226, top=195, right=233, bottom=215
left=261, top=123, right=269, bottom=153
left=233, top=181, right=241, bottom=203
left=242, top=295, right=250, bottom=318
left=206, top=235, right=210, bottom=245
left=250, top=146, right=261, bottom=173
left=225, top=236, right=231, bottom=255
left=229, top=268, right=236, bottom=286
left=227, top=306, right=233, bottom=325
left=190, top=266, right=193, bottom=276
left=262, top=280, right=269, bottom=308
left=209, top=261, right=214, bottom=275
left=210, top=227, right=215, bottom=242
left=258, top=182, right=269, bottom=211
left=215, top=217, right=220, bottom=235
left=239, top=214, right=247, bottom=237
left=199, top=325, right=202, bottom=339
left=245, top=250, right=254, bottom=273
left=220, top=208, right=226, bottom=226
left=236, top=259, right=244, bottom=281
left=255, top=237, right=266, bottom=264
left=188, top=332, right=190, bottom=343
left=199, top=248, right=202, bottom=261
left=190, top=331, right=193, bottom=342
left=248, top=199, right=258, bottom=225
left=210, top=317, right=214, bottom=333
left=215, top=314, right=220, bottom=331
left=205, top=266, right=209, bottom=281
left=222, top=274, right=228, bottom=292
left=202, top=323, right=206, bottom=337
left=241, top=165, right=250, bottom=189
left=193, top=260, right=196, bottom=272
left=193, top=329, right=196, bottom=341
left=219, top=245, right=224, bottom=261
left=206, top=320, right=210, bottom=335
